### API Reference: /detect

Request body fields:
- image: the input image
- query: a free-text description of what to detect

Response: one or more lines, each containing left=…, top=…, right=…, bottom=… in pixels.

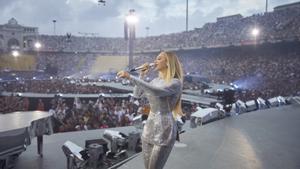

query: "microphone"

left=130, top=63, right=155, bottom=72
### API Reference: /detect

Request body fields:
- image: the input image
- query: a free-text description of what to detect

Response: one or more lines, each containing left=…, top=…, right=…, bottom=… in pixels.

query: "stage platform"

left=13, top=105, right=300, bottom=169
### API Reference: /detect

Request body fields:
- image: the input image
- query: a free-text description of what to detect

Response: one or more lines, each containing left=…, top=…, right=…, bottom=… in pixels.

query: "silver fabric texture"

left=142, top=139, right=175, bottom=169
left=130, top=75, right=182, bottom=169
left=130, top=75, right=182, bottom=146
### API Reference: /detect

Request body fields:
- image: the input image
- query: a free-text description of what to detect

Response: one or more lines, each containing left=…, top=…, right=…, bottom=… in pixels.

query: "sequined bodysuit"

left=130, top=75, right=183, bottom=168
left=130, top=75, right=182, bottom=145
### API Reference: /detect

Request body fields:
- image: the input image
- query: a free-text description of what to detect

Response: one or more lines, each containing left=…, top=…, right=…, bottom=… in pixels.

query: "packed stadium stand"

left=0, top=2, right=299, bottom=118
left=1, top=2, right=300, bottom=168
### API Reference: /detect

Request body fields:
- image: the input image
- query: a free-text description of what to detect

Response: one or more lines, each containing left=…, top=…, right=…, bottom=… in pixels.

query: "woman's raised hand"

left=140, top=63, right=151, bottom=77
left=117, top=70, right=130, bottom=79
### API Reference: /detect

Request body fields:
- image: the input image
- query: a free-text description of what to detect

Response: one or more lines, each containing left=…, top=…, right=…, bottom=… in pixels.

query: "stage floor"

left=14, top=105, right=300, bottom=169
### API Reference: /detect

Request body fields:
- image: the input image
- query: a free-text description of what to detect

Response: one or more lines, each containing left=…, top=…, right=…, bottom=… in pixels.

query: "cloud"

left=0, top=0, right=299, bottom=37
left=0, top=0, right=72, bottom=28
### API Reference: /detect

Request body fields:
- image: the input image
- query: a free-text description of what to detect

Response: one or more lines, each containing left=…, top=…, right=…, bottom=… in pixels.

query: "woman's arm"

left=130, top=75, right=181, bottom=97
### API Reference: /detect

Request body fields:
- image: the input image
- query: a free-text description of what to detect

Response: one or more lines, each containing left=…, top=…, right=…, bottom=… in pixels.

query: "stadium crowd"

left=36, top=52, right=96, bottom=77
left=50, top=96, right=140, bottom=132
left=1, top=6, right=300, bottom=133
left=0, top=93, right=195, bottom=133
left=133, top=42, right=300, bottom=100
left=0, top=94, right=139, bottom=132
left=0, top=79, right=128, bottom=94
left=1, top=41, right=300, bottom=121
left=34, top=7, right=300, bottom=52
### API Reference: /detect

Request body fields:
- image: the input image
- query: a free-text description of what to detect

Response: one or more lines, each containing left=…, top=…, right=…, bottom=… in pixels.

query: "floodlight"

left=61, top=141, right=88, bottom=169
left=252, top=28, right=260, bottom=37
left=35, top=42, right=42, bottom=49
left=126, top=15, right=138, bottom=25
left=12, top=50, right=19, bottom=57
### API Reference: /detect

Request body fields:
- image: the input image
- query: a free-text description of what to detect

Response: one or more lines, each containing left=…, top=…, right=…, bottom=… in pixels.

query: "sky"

left=0, top=0, right=298, bottom=37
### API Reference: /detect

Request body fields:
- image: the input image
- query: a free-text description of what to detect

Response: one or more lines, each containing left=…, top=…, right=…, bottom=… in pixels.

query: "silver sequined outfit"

left=130, top=75, right=182, bottom=169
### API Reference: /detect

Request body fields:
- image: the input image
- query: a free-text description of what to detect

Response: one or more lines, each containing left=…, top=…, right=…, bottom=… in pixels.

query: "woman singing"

left=117, top=51, right=184, bottom=169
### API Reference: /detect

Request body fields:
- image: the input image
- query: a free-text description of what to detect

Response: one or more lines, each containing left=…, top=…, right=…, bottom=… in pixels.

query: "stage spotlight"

left=245, top=100, right=258, bottom=112
left=103, top=130, right=127, bottom=158
left=235, top=100, right=247, bottom=114
left=277, top=96, right=286, bottom=105
left=62, top=141, right=85, bottom=161
left=257, top=97, right=268, bottom=109
left=61, top=141, right=88, bottom=169
left=267, top=96, right=286, bottom=107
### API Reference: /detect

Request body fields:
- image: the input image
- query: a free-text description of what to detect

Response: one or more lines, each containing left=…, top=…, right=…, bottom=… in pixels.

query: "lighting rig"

left=62, top=130, right=141, bottom=169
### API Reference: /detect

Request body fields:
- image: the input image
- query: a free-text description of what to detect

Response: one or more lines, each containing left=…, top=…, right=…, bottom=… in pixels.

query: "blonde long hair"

left=160, top=51, right=184, bottom=118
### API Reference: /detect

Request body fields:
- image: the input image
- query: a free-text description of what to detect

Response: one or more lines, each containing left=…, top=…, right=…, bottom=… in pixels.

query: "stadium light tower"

left=124, top=9, right=138, bottom=69
left=265, top=0, right=268, bottom=13
left=186, top=0, right=189, bottom=32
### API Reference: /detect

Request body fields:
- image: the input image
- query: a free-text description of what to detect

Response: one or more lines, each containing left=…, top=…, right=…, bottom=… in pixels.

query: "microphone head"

left=149, top=63, right=155, bottom=68
left=130, top=63, right=155, bottom=72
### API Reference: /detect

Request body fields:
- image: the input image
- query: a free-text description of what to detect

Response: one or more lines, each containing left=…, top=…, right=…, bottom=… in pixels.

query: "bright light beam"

left=12, top=50, right=19, bottom=57
left=252, top=28, right=260, bottom=37
left=126, top=15, right=138, bottom=25
left=35, top=42, right=42, bottom=49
